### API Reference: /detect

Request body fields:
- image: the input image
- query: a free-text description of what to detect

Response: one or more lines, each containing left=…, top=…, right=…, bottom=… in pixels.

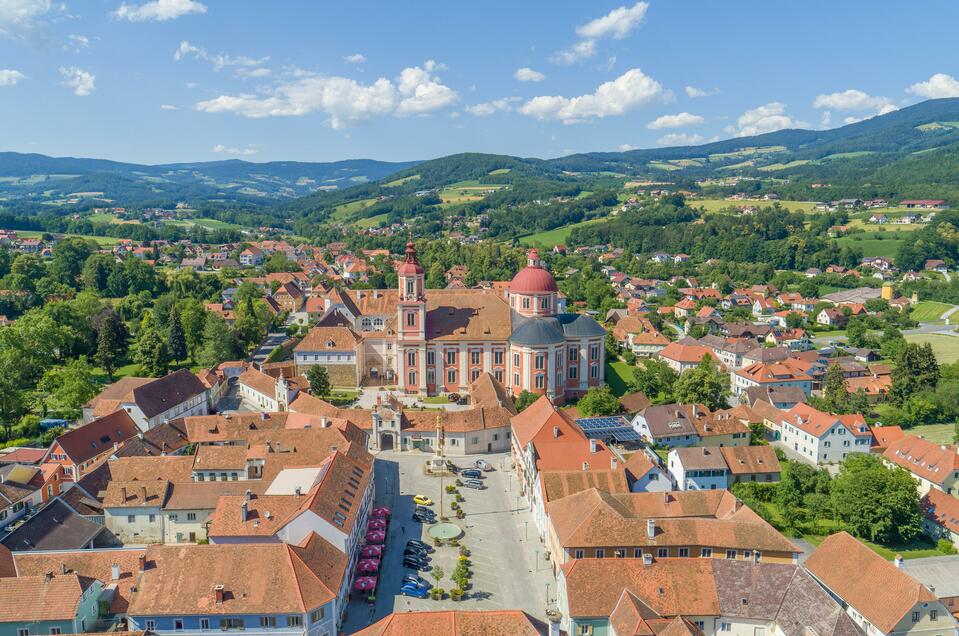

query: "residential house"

left=238, top=245, right=265, bottom=266
left=733, top=360, right=813, bottom=396
left=354, top=610, right=552, bottom=635
left=882, top=436, right=959, bottom=496
left=805, top=531, right=957, bottom=636
left=612, top=315, right=670, bottom=357
left=272, top=281, right=305, bottom=313
left=776, top=404, right=872, bottom=465
left=901, top=200, right=948, bottom=210
left=818, top=307, right=848, bottom=327
left=744, top=385, right=807, bottom=410
left=925, top=259, right=949, bottom=274
left=43, top=409, right=140, bottom=481
left=293, top=326, right=363, bottom=387
left=237, top=366, right=303, bottom=411
left=1, top=497, right=114, bottom=551
left=657, top=338, right=720, bottom=374
left=0, top=574, right=103, bottom=636
left=623, top=450, right=671, bottom=493
left=83, top=369, right=209, bottom=431
left=921, top=489, right=959, bottom=550
left=668, top=445, right=781, bottom=491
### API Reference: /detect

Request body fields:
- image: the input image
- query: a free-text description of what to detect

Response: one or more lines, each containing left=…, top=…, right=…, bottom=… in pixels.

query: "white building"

left=776, top=403, right=872, bottom=465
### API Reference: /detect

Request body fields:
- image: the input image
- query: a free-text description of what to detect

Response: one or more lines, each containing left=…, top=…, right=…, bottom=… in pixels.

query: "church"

left=295, top=243, right=606, bottom=403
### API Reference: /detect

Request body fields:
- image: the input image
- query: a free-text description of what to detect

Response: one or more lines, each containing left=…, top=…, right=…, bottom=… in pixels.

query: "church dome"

left=397, top=241, right=424, bottom=276
left=509, top=249, right=558, bottom=294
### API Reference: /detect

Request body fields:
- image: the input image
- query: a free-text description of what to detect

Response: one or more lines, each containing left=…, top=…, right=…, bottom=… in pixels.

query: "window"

left=534, top=354, right=545, bottom=370
left=260, top=617, right=276, bottom=628
left=231, top=473, right=238, bottom=481
left=471, top=350, right=481, bottom=365
left=406, top=312, right=415, bottom=327
left=569, top=346, right=578, bottom=360
left=578, top=625, right=593, bottom=636
left=409, top=372, right=417, bottom=385
left=658, top=547, right=668, bottom=558
left=513, top=353, right=520, bottom=367
left=407, top=351, right=416, bottom=367
left=678, top=547, right=690, bottom=558
left=146, top=621, right=156, bottom=631
left=726, top=550, right=737, bottom=559
left=494, top=369, right=503, bottom=382
left=595, top=549, right=605, bottom=558
left=287, top=616, right=303, bottom=627
left=174, top=619, right=184, bottom=631
left=427, top=350, right=435, bottom=365
left=573, top=549, right=585, bottom=559
left=310, top=608, right=325, bottom=622
left=406, top=280, right=414, bottom=296
left=219, top=619, right=243, bottom=630
left=149, top=514, right=156, bottom=523
left=569, top=365, right=578, bottom=380
left=754, top=551, right=762, bottom=562
left=446, top=369, right=456, bottom=384
left=200, top=619, right=210, bottom=630
left=701, top=547, right=713, bottom=557
left=447, top=350, right=457, bottom=365
left=513, top=373, right=520, bottom=386
left=912, top=612, right=920, bottom=622
left=522, top=297, right=530, bottom=309
left=187, top=512, right=196, bottom=521
left=427, top=370, right=435, bottom=384
left=931, top=610, right=938, bottom=621
left=743, top=550, right=752, bottom=560
left=590, top=364, right=599, bottom=379
left=633, top=548, right=643, bottom=558
left=494, top=350, right=503, bottom=365
left=18, top=630, right=29, bottom=636
left=590, top=344, right=599, bottom=360
left=534, top=375, right=545, bottom=389
left=197, top=473, right=204, bottom=482
left=220, top=472, right=227, bottom=482
left=721, top=623, right=731, bottom=632
left=127, top=515, right=135, bottom=523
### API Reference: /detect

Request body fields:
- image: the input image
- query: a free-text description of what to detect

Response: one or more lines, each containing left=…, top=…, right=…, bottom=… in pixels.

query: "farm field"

left=517, top=217, right=608, bottom=247
left=330, top=197, right=378, bottom=221
left=694, top=199, right=819, bottom=213
left=167, top=218, right=248, bottom=231
left=355, top=213, right=389, bottom=229
left=438, top=180, right=506, bottom=205
left=904, top=333, right=959, bottom=363
left=835, top=234, right=904, bottom=258
left=382, top=174, right=420, bottom=187
left=909, top=301, right=954, bottom=323
left=6, top=229, right=123, bottom=246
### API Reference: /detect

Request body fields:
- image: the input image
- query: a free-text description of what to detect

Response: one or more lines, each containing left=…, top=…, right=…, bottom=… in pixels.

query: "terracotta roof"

left=541, top=468, right=629, bottom=504
left=548, top=489, right=797, bottom=553
left=780, top=403, right=869, bottom=439
left=657, top=340, right=719, bottom=364
left=619, top=391, right=651, bottom=414
left=671, top=446, right=728, bottom=471
left=294, top=326, right=361, bottom=352
left=870, top=425, right=905, bottom=450
left=882, top=436, right=959, bottom=486
left=0, top=544, right=13, bottom=577
left=469, top=372, right=518, bottom=415
left=0, top=447, right=48, bottom=464
left=624, top=451, right=658, bottom=482
left=114, top=420, right=190, bottom=458
left=735, top=361, right=811, bottom=384
left=922, top=488, right=959, bottom=536
left=355, top=610, right=550, bottom=635
left=163, top=481, right=263, bottom=511
left=805, top=532, right=937, bottom=633
left=131, top=369, right=207, bottom=419
left=0, top=574, right=90, bottom=621
left=845, top=374, right=892, bottom=396
left=50, top=409, right=139, bottom=465
left=85, top=376, right=153, bottom=417
left=128, top=537, right=343, bottom=616
left=511, top=395, right=577, bottom=449
left=426, top=290, right=512, bottom=341
left=403, top=407, right=513, bottom=434
left=238, top=366, right=278, bottom=397
left=102, top=480, right=171, bottom=508
left=719, top=445, right=781, bottom=475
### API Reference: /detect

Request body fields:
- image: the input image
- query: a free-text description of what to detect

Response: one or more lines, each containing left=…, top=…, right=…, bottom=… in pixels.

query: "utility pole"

left=436, top=413, right=446, bottom=520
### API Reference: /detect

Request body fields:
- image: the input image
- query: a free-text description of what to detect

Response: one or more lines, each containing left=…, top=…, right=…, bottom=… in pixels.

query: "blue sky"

left=1, top=0, right=958, bottom=164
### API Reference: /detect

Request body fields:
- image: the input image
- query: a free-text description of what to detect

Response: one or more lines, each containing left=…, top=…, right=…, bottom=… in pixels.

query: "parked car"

left=415, top=505, right=434, bottom=515
left=413, top=511, right=435, bottom=524
left=413, top=495, right=433, bottom=506
left=399, top=583, right=429, bottom=598
left=404, top=547, right=429, bottom=559
left=403, top=574, right=431, bottom=589
left=406, top=539, right=432, bottom=552
left=474, top=459, right=493, bottom=472
left=460, top=469, right=482, bottom=479
left=403, top=557, right=430, bottom=571
left=463, top=479, right=485, bottom=490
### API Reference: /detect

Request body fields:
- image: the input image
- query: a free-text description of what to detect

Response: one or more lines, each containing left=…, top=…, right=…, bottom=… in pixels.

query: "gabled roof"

left=805, top=532, right=937, bottom=633
left=131, top=369, right=207, bottom=419
left=922, top=489, right=959, bottom=537
left=882, top=436, right=959, bottom=486
left=355, top=610, right=550, bottom=635
left=50, top=409, right=139, bottom=465
left=0, top=574, right=90, bottom=621
left=779, top=403, right=869, bottom=439
left=294, top=326, right=361, bottom=352
left=1, top=498, right=105, bottom=551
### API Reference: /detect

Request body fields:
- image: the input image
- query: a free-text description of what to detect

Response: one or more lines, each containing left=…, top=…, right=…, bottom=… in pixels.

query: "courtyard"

left=341, top=450, right=556, bottom=633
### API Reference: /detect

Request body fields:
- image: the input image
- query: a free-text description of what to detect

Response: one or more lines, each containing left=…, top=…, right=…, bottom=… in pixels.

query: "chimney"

left=643, top=552, right=653, bottom=566
left=553, top=426, right=560, bottom=438
left=241, top=501, right=248, bottom=522
left=111, top=563, right=121, bottom=581
left=294, top=486, right=302, bottom=496
left=589, top=439, right=598, bottom=454
left=611, top=457, right=618, bottom=471
left=548, top=613, right=561, bottom=636
left=894, top=554, right=904, bottom=569
left=113, top=441, right=119, bottom=451
left=140, top=485, right=147, bottom=502
left=373, top=289, right=379, bottom=299
left=120, top=487, right=128, bottom=502
left=214, top=584, right=225, bottom=604
left=245, top=489, right=252, bottom=501
left=647, top=519, right=656, bottom=539
left=321, top=417, right=329, bottom=428
left=692, top=404, right=698, bottom=418
left=581, top=462, right=589, bottom=472
left=138, top=554, right=146, bottom=573
left=60, top=562, right=68, bottom=575
left=138, top=431, right=144, bottom=440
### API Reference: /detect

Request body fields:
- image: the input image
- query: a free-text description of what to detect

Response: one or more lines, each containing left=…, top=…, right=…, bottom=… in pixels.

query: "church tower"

left=397, top=241, right=426, bottom=391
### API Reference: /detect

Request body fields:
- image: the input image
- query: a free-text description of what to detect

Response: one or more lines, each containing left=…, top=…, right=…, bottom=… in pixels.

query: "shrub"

left=430, top=588, right=445, bottom=600
left=938, top=539, right=958, bottom=555
left=455, top=494, right=464, bottom=502
left=445, top=484, right=457, bottom=494
left=456, top=509, right=465, bottom=519
left=450, top=588, right=464, bottom=601
left=449, top=538, right=459, bottom=547
left=455, top=479, right=463, bottom=486
left=458, top=545, right=470, bottom=557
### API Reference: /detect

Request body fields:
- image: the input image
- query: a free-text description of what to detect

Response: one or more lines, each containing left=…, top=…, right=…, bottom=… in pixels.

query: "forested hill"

left=0, top=153, right=420, bottom=207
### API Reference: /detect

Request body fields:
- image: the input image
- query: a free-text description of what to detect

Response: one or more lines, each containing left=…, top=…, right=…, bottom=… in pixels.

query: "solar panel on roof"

left=574, top=416, right=640, bottom=444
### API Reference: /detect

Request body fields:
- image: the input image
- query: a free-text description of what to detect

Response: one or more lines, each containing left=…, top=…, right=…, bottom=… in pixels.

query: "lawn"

left=517, top=217, right=608, bottom=247
left=354, top=213, right=389, bottom=229
left=382, top=174, right=420, bottom=188
left=905, top=423, right=956, bottom=444
left=904, top=333, right=959, bottom=363
left=835, top=235, right=904, bottom=258
left=695, top=199, right=819, bottom=214
left=605, top=360, right=634, bottom=397
left=330, top=197, right=378, bottom=221
left=909, top=301, right=954, bottom=323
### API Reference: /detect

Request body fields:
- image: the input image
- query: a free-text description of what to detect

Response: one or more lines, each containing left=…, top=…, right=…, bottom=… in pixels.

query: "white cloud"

left=195, top=60, right=458, bottom=129
left=212, top=143, right=257, bottom=156
left=657, top=132, right=704, bottom=146
left=0, top=0, right=59, bottom=38
left=646, top=112, right=703, bottom=129
left=235, top=67, right=271, bottom=79
left=813, top=89, right=896, bottom=116
left=551, top=38, right=597, bottom=65
left=174, top=41, right=268, bottom=73
left=685, top=85, right=717, bottom=98
left=0, top=69, right=26, bottom=86
left=519, top=68, right=664, bottom=124
left=726, top=102, right=798, bottom=137
left=59, top=67, right=95, bottom=96
left=343, top=53, right=365, bottom=65
left=64, top=34, right=91, bottom=51
left=907, top=73, right=959, bottom=99
left=112, top=0, right=206, bottom=21
left=575, top=1, right=648, bottom=40
left=514, top=67, right=545, bottom=82
left=160, top=103, right=177, bottom=110
left=820, top=110, right=832, bottom=128
left=618, top=143, right=637, bottom=151
left=465, top=97, right=519, bottom=116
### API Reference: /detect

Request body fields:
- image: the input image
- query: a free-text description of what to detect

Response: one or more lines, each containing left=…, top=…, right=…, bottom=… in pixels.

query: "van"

left=463, top=479, right=485, bottom=490
left=461, top=469, right=482, bottom=479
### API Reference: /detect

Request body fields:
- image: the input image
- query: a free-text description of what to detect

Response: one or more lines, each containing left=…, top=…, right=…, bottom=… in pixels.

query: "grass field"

left=517, top=217, right=607, bottom=247
left=695, top=199, right=819, bottom=213
left=89, top=213, right=120, bottom=223
left=647, top=161, right=681, bottom=171
left=8, top=229, right=123, bottom=246
left=909, top=301, right=954, bottom=323
left=330, top=197, right=378, bottom=222
left=488, top=168, right=510, bottom=175
left=437, top=180, right=506, bottom=205
left=904, top=333, right=959, bottom=363
left=167, top=218, right=247, bottom=231
left=355, top=213, right=389, bottom=229
left=382, top=174, right=420, bottom=187
left=835, top=234, right=904, bottom=258
left=605, top=360, right=634, bottom=397
left=905, top=423, right=956, bottom=444
left=758, top=160, right=812, bottom=172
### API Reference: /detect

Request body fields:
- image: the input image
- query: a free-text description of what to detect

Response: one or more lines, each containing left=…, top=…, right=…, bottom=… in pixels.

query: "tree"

left=672, top=355, right=729, bottom=410
left=831, top=453, right=923, bottom=544
left=307, top=365, right=331, bottom=397
left=199, top=314, right=237, bottom=367
left=513, top=390, right=538, bottom=412
left=577, top=385, right=620, bottom=416
left=180, top=301, right=207, bottom=362
left=821, top=363, right=849, bottom=413
left=845, top=319, right=868, bottom=348
left=37, top=357, right=100, bottom=418
left=167, top=306, right=187, bottom=363
left=631, top=358, right=677, bottom=404
left=94, top=309, right=128, bottom=379
left=891, top=342, right=940, bottom=404
left=50, top=238, right=94, bottom=288
left=134, top=325, right=171, bottom=377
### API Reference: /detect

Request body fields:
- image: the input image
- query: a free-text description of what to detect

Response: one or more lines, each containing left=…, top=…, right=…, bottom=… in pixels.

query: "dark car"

left=412, top=511, right=435, bottom=524
left=404, top=550, right=429, bottom=561
left=403, top=574, right=431, bottom=589
left=460, top=469, right=482, bottom=479
left=403, top=557, right=430, bottom=571
left=406, top=539, right=432, bottom=552
left=463, top=478, right=485, bottom=490
left=415, top=505, right=434, bottom=515
left=399, top=583, right=428, bottom=598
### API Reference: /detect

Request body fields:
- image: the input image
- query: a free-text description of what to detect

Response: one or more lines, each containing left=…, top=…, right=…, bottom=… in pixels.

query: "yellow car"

left=412, top=495, right=433, bottom=506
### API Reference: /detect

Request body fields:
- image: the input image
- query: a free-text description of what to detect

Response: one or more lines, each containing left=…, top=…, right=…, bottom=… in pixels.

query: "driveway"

left=354, top=388, right=472, bottom=411
left=251, top=330, right=288, bottom=364
left=341, top=451, right=555, bottom=633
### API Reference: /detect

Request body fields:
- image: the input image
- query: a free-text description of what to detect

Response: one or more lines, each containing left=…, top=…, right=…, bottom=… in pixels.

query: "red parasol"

left=353, top=576, right=377, bottom=591
left=371, top=506, right=391, bottom=518
left=360, top=545, right=384, bottom=558
left=367, top=518, right=388, bottom=530
left=365, top=530, right=386, bottom=544
left=356, top=558, right=380, bottom=573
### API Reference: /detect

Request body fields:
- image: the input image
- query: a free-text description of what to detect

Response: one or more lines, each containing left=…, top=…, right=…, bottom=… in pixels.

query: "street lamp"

left=524, top=520, right=528, bottom=541
left=546, top=582, right=550, bottom=605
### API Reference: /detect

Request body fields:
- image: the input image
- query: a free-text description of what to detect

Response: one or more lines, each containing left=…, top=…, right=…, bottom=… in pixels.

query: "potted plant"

left=450, top=588, right=463, bottom=601
left=455, top=494, right=464, bottom=502
left=433, top=537, right=443, bottom=547
left=430, top=587, right=445, bottom=601
left=449, top=538, right=459, bottom=547
left=458, top=545, right=470, bottom=557
left=456, top=509, right=465, bottom=519
left=445, top=484, right=457, bottom=494
left=455, top=478, right=463, bottom=486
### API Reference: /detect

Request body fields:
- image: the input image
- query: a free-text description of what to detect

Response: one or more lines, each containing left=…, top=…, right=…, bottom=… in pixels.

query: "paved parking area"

left=341, top=451, right=555, bottom=633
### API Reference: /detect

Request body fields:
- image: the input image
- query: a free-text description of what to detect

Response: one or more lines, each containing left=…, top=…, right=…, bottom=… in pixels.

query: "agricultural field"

left=487, top=168, right=511, bottom=175
left=694, top=198, right=819, bottom=213
left=903, top=423, right=956, bottom=445
left=835, top=233, right=904, bottom=258
left=166, top=218, right=248, bottom=231
left=437, top=180, right=506, bottom=205
left=909, top=301, right=954, bottom=323
left=758, top=160, right=812, bottom=172
left=517, top=217, right=608, bottom=247
left=382, top=174, right=421, bottom=187
left=329, top=197, right=378, bottom=221
left=904, top=333, right=959, bottom=363
left=354, top=213, right=389, bottom=229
